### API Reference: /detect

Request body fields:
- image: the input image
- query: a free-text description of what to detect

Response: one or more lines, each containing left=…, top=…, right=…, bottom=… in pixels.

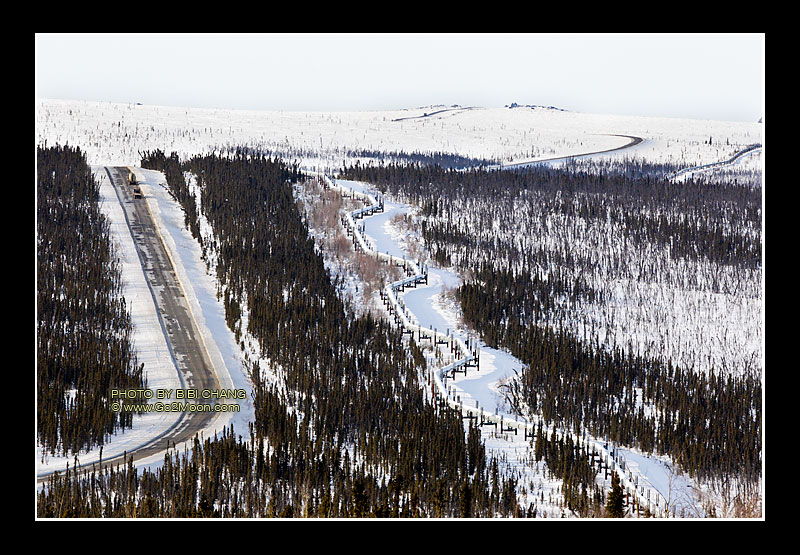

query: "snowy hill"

left=35, top=98, right=763, bottom=173
left=35, top=98, right=763, bottom=518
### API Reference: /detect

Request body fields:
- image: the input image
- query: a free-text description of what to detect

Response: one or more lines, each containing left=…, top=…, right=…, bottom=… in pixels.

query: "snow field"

left=36, top=98, right=762, bottom=516
left=330, top=178, right=682, bottom=517
left=36, top=99, right=762, bottom=173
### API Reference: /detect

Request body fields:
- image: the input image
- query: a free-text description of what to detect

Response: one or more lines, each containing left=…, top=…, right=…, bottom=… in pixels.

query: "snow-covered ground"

left=133, top=167, right=255, bottom=439
left=334, top=177, right=705, bottom=517
left=36, top=168, right=183, bottom=475
left=35, top=99, right=762, bottom=172
left=36, top=98, right=763, bottom=516
left=36, top=165, right=255, bottom=478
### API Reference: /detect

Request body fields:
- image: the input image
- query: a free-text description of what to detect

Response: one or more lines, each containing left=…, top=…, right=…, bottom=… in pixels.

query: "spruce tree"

left=605, top=472, right=624, bottom=518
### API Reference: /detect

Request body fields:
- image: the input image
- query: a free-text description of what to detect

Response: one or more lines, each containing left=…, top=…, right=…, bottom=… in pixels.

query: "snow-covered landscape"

left=36, top=96, right=763, bottom=519
left=36, top=98, right=762, bottom=172
left=36, top=164, right=256, bottom=476
left=322, top=176, right=727, bottom=518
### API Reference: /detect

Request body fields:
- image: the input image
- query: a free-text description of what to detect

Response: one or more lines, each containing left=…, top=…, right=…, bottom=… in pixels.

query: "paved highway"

left=491, top=134, right=645, bottom=170
left=37, top=166, right=222, bottom=483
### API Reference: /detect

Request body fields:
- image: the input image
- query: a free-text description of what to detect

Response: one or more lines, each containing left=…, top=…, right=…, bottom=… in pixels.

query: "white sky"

left=35, top=33, right=765, bottom=122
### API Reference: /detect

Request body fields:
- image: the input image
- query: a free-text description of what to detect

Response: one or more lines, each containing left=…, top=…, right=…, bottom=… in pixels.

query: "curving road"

left=37, top=166, right=223, bottom=484
left=666, top=143, right=762, bottom=180
left=491, top=134, right=644, bottom=170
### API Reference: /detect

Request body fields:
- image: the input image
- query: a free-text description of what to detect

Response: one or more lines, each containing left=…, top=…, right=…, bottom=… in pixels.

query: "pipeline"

left=320, top=173, right=670, bottom=518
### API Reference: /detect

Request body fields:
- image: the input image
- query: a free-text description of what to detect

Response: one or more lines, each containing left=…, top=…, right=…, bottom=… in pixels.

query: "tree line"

left=39, top=149, right=526, bottom=518
left=37, top=145, right=146, bottom=456
left=459, top=261, right=762, bottom=484
left=340, top=160, right=762, bottom=489
left=341, top=160, right=761, bottom=271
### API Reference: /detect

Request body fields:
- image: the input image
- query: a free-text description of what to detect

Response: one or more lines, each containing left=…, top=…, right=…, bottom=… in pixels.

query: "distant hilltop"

left=506, top=102, right=568, bottom=112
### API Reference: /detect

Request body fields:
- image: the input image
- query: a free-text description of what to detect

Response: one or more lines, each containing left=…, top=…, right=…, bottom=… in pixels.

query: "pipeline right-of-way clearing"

left=321, top=173, right=675, bottom=518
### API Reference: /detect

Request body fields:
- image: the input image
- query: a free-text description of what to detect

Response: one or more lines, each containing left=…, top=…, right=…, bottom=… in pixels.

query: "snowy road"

left=666, top=142, right=763, bottom=181
left=37, top=167, right=231, bottom=483
left=488, top=134, right=645, bottom=170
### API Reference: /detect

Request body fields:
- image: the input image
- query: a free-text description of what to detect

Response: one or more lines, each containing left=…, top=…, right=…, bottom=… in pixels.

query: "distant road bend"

left=391, top=106, right=477, bottom=122
left=493, top=134, right=644, bottom=170
left=37, top=166, right=222, bottom=484
left=666, top=143, right=763, bottom=180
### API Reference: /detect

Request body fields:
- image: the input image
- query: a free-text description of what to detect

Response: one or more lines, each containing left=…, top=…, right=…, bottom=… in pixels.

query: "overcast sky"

left=35, top=33, right=765, bottom=122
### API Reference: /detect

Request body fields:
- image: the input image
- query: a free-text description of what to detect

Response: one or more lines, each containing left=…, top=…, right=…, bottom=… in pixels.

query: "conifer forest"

left=340, top=159, right=762, bottom=499
left=38, top=150, right=519, bottom=518
left=35, top=100, right=763, bottom=520
left=37, top=145, right=146, bottom=457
